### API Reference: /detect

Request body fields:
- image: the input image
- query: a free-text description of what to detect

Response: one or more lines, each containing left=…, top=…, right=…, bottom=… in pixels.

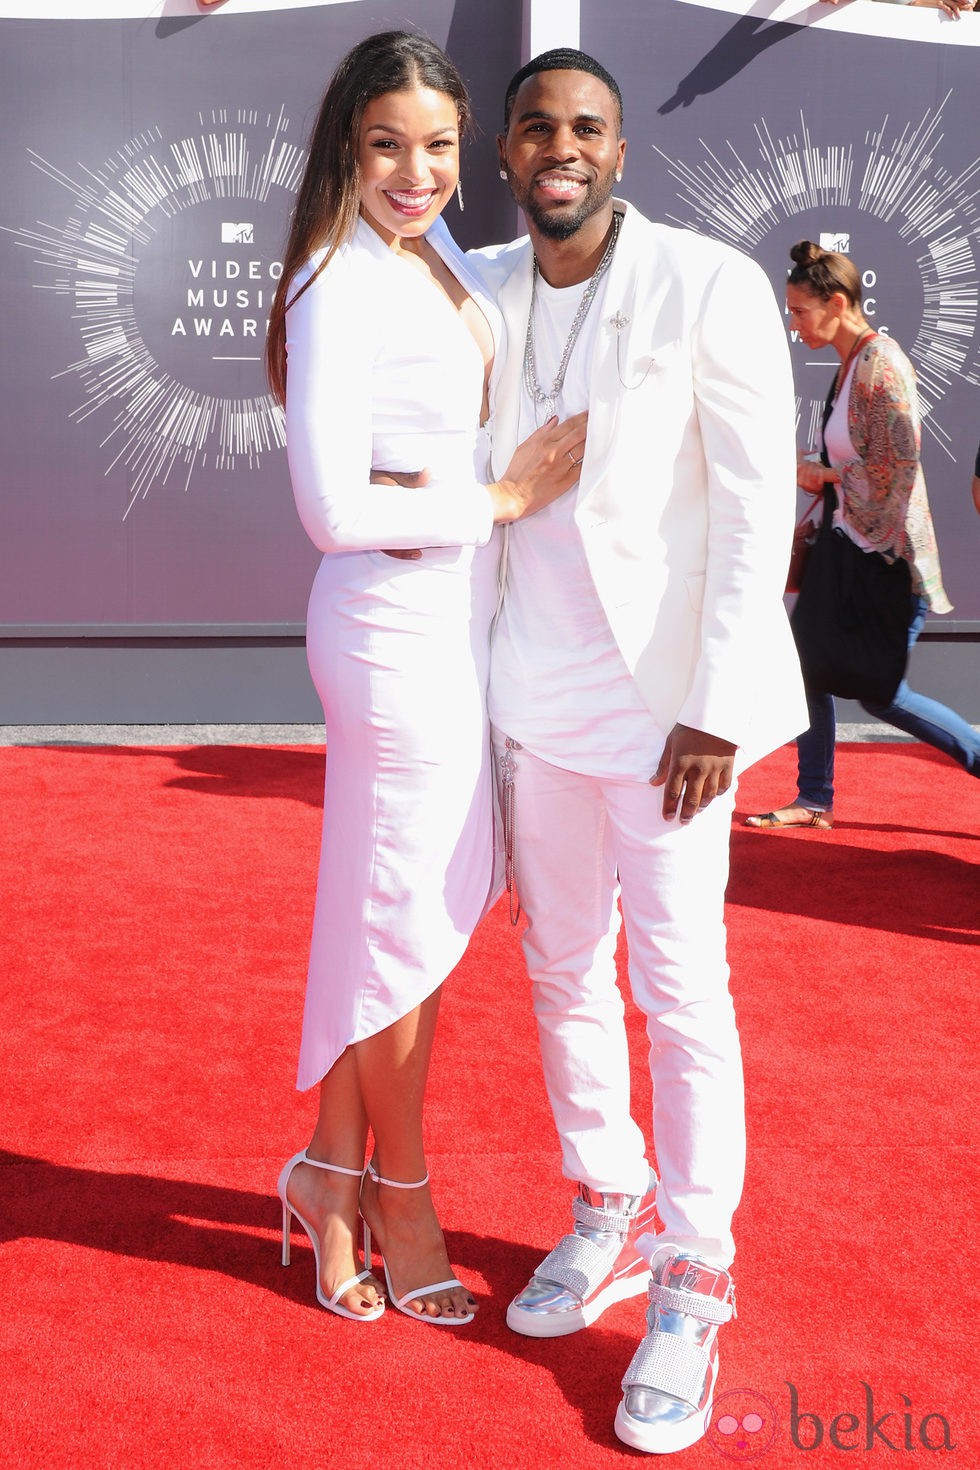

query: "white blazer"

left=471, top=202, right=807, bottom=767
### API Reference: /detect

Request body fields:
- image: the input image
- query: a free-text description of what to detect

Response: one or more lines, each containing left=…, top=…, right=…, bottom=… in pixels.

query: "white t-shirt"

left=822, top=356, right=875, bottom=552
left=489, top=266, right=662, bottom=780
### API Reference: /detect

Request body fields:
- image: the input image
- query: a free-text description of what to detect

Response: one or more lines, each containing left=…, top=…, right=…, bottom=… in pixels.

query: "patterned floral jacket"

left=838, top=333, right=952, bottom=612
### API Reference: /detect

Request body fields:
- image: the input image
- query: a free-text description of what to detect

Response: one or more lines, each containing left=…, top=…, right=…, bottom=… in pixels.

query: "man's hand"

left=370, top=468, right=427, bottom=559
left=650, top=724, right=737, bottom=824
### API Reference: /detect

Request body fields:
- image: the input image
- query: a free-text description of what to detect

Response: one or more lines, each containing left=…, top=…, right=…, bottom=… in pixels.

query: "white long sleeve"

left=284, top=225, right=495, bottom=554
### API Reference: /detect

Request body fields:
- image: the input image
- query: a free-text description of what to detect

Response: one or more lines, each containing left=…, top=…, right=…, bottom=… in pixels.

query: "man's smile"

left=534, top=172, right=589, bottom=202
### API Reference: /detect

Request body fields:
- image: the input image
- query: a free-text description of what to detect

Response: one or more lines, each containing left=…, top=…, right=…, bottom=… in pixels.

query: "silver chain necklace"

left=522, top=210, right=622, bottom=422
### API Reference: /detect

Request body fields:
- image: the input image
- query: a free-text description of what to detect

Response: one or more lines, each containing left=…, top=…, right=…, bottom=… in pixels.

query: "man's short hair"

left=502, top=48, right=623, bottom=131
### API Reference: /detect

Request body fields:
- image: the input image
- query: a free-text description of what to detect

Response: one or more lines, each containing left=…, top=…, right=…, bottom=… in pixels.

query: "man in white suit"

left=473, top=51, right=806, bottom=1454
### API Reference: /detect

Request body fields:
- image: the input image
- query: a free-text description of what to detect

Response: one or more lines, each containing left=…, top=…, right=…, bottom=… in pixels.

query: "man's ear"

left=497, top=135, right=508, bottom=173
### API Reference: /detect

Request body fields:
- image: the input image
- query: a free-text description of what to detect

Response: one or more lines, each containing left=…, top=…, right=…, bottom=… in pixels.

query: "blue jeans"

left=796, top=597, right=980, bottom=810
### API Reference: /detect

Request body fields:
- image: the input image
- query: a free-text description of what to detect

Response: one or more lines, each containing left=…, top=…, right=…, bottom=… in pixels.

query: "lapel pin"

left=610, top=312, right=631, bottom=331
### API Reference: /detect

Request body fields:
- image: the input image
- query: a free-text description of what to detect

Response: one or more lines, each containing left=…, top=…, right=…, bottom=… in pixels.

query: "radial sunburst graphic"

left=5, top=107, right=304, bottom=515
left=654, top=95, right=980, bottom=456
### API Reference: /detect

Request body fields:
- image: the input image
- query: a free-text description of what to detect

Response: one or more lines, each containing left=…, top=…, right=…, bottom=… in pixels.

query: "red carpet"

left=1, top=740, right=977, bottom=1468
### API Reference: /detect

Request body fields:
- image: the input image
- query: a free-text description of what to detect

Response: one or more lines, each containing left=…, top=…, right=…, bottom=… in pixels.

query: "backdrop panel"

left=2, top=0, right=978, bottom=722
left=0, top=0, right=521, bottom=634
left=586, top=0, right=980, bottom=626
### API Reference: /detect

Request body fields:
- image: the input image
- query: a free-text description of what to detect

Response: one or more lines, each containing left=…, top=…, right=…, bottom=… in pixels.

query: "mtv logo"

left=819, top=232, right=849, bottom=254
left=221, top=222, right=254, bottom=245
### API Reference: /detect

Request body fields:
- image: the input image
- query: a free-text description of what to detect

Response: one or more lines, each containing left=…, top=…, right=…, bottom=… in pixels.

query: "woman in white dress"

left=265, top=32, right=586, bottom=1326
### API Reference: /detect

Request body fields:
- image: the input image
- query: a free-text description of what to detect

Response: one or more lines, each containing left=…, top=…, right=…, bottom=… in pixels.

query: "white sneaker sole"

left=613, top=1396, right=713, bottom=1455
left=506, top=1266, right=650, bottom=1338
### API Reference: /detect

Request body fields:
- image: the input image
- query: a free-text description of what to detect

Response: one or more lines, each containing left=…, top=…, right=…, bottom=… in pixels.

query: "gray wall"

left=2, top=626, right=974, bottom=727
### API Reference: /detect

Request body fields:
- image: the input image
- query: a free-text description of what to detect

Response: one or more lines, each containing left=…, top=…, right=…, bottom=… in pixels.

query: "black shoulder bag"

left=789, top=375, right=913, bottom=706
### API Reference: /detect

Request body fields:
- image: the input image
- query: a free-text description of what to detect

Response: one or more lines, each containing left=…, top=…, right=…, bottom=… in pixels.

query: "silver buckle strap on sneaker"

left=648, top=1281, right=735, bottom=1324
left=535, top=1233, right=621, bottom=1302
left=571, top=1196, right=635, bottom=1235
left=621, top=1332, right=711, bottom=1409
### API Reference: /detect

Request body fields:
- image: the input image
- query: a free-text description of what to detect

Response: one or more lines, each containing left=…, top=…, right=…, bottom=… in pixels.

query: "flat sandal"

left=745, top=807, right=833, bottom=830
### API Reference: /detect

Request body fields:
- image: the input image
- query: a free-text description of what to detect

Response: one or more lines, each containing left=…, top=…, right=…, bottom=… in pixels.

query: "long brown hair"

left=265, top=31, right=471, bottom=405
left=788, top=239, right=862, bottom=307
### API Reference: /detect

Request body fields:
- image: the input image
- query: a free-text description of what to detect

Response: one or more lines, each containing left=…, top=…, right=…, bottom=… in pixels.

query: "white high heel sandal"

left=365, top=1161, right=475, bottom=1326
left=277, top=1150, right=384, bottom=1321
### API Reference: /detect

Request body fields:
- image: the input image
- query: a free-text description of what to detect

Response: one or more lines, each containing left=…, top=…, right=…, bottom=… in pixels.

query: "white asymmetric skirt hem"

left=295, top=537, right=501, bottom=1091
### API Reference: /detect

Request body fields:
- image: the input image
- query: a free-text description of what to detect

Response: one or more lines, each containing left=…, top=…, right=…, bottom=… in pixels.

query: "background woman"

left=748, top=240, right=979, bottom=829
left=266, top=31, right=585, bottom=1323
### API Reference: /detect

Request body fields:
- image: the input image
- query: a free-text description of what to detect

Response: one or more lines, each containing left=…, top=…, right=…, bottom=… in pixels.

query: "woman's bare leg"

left=357, top=988, right=477, bottom=1319
left=285, top=1046, right=383, bottom=1317
left=287, top=989, right=473, bottom=1319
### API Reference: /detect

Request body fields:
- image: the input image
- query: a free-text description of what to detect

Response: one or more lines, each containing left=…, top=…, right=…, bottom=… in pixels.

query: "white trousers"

left=494, top=734, right=744, bottom=1269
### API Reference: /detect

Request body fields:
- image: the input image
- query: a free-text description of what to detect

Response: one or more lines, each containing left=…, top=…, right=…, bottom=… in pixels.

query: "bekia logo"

left=707, top=1388, right=778, bottom=1460
left=788, top=1382, right=955, bottom=1453
left=707, top=1384, right=955, bottom=1457
left=222, top=222, right=254, bottom=244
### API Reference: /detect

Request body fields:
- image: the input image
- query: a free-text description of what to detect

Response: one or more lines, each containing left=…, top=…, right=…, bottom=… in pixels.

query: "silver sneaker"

left=614, top=1253, right=736, bottom=1454
left=506, top=1172, right=659, bottom=1339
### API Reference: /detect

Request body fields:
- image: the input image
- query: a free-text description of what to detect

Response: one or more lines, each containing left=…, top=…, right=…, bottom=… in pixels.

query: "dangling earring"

left=499, top=168, right=508, bottom=181
left=456, top=180, right=464, bottom=212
